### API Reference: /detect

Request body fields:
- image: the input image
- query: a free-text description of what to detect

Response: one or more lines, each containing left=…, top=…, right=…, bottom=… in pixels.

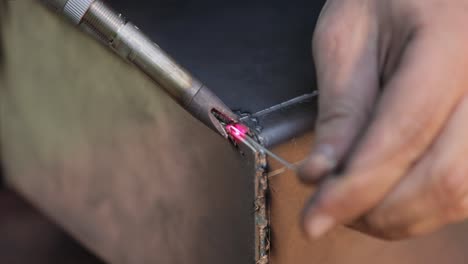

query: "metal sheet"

left=0, top=2, right=255, bottom=263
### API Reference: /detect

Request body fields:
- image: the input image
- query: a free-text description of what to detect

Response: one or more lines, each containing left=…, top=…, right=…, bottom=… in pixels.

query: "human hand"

left=299, top=0, right=468, bottom=240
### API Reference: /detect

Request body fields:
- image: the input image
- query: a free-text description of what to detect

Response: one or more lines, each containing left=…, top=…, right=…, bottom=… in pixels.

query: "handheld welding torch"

left=39, top=0, right=298, bottom=170
left=40, top=0, right=238, bottom=138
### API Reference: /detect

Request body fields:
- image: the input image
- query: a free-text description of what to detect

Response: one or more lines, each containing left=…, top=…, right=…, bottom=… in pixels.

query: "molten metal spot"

left=226, top=123, right=249, bottom=141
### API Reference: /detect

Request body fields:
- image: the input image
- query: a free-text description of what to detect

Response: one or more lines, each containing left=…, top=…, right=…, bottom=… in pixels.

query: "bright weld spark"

left=226, top=123, right=249, bottom=141
left=226, top=123, right=297, bottom=172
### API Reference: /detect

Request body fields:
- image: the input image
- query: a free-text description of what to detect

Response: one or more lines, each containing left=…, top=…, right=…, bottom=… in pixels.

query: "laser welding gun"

left=39, top=0, right=298, bottom=170
left=40, top=0, right=239, bottom=138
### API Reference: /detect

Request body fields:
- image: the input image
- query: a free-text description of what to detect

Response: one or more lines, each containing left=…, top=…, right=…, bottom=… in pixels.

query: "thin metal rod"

left=242, top=136, right=298, bottom=171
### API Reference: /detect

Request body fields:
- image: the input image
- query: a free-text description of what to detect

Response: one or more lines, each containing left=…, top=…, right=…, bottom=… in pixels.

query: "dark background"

left=109, top=0, right=325, bottom=114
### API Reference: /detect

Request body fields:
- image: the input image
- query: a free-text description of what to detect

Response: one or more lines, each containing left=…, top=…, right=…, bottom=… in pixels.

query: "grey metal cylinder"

left=111, top=21, right=201, bottom=106
left=62, top=0, right=201, bottom=106
left=40, top=0, right=238, bottom=136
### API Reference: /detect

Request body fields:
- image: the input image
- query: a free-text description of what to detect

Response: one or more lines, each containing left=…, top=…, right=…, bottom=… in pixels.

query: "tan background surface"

left=270, top=132, right=468, bottom=263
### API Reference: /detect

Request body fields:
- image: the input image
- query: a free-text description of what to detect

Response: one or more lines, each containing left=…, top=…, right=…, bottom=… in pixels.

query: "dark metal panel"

left=240, top=93, right=318, bottom=147
left=108, top=0, right=325, bottom=115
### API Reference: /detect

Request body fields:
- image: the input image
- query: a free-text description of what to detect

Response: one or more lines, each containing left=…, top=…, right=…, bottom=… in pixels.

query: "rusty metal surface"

left=0, top=2, right=254, bottom=263
left=252, top=151, right=269, bottom=264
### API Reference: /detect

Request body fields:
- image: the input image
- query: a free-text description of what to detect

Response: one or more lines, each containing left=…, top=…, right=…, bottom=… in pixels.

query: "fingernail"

left=305, top=213, right=335, bottom=239
left=304, top=145, right=337, bottom=179
left=314, top=144, right=337, bottom=166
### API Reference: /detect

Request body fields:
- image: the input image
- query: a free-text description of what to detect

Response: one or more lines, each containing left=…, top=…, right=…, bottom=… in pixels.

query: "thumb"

left=299, top=1, right=380, bottom=183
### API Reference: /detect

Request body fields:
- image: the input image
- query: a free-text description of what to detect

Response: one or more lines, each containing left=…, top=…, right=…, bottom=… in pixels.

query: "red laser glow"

left=225, top=123, right=249, bottom=141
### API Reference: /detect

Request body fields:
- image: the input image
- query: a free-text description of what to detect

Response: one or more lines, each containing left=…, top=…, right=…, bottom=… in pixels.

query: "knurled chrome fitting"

left=63, top=0, right=95, bottom=24
left=81, top=1, right=126, bottom=44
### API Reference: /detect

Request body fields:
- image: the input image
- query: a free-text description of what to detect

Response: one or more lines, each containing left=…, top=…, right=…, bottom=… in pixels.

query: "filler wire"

left=242, top=136, right=298, bottom=172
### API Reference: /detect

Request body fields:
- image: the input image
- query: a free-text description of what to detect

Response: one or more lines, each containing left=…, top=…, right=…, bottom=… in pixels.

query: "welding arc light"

left=226, top=123, right=249, bottom=141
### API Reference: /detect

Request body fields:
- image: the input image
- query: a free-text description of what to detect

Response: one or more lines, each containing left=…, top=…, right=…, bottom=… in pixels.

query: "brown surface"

left=0, top=188, right=104, bottom=264
left=269, top=132, right=468, bottom=264
left=0, top=2, right=254, bottom=264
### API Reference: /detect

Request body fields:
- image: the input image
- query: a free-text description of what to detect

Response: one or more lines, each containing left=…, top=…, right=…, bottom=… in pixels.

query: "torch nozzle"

left=225, top=123, right=297, bottom=171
